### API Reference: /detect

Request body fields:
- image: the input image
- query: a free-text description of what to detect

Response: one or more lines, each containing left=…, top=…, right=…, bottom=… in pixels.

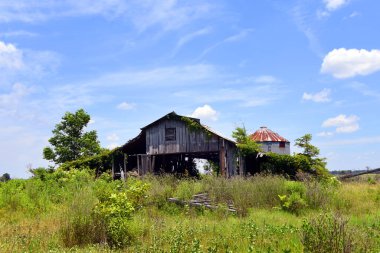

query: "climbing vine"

left=180, top=116, right=213, bottom=139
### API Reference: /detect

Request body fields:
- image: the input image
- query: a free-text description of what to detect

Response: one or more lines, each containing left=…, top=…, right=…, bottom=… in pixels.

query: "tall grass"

left=59, top=186, right=106, bottom=247
left=1, top=170, right=380, bottom=252
left=201, top=175, right=288, bottom=215
left=146, top=174, right=288, bottom=215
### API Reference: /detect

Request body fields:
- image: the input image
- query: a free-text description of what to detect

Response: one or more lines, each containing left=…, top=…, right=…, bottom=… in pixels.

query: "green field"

left=1, top=170, right=379, bottom=252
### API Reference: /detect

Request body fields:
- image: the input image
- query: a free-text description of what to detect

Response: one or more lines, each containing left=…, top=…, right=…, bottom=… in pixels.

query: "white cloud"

left=29, top=64, right=219, bottom=113
left=0, top=83, right=33, bottom=115
left=291, top=3, right=323, bottom=57
left=190, top=104, right=218, bottom=121
left=106, top=133, right=120, bottom=142
left=0, top=0, right=214, bottom=33
left=227, top=75, right=279, bottom=85
left=348, top=11, right=360, bottom=18
left=177, top=27, right=211, bottom=47
left=254, top=75, right=278, bottom=84
left=317, top=10, right=330, bottom=19
left=349, top=82, right=380, bottom=99
left=322, top=114, right=360, bottom=133
left=224, top=29, right=254, bottom=43
left=173, top=27, right=211, bottom=55
left=107, top=143, right=119, bottom=150
left=317, top=131, right=334, bottom=137
left=323, top=0, right=349, bottom=11
left=175, top=83, right=283, bottom=108
left=319, top=136, right=380, bottom=146
left=321, top=48, right=380, bottom=79
left=131, top=0, right=214, bottom=32
left=80, top=64, right=219, bottom=88
left=0, top=41, right=23, bottom=69
left=0, top=40, right=60, bottom=86
left=0, top=0, right=128, bottom=23
left=196, top=29, right=253, bottom=60
left=0, top=30, right=37, bottom=38
left=302, top=88, right=331, bottom=103
left=117, top=102, right=135, bottom=110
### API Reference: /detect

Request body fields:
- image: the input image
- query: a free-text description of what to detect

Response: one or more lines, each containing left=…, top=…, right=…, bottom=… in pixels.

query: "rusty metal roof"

left=250, top=126, right=289, bottom=143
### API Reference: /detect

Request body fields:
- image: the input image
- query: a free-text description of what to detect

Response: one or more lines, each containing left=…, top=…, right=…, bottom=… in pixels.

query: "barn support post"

left=111, top=154, right=115, bottom=179
left=137, top=155, right=141, bottom=175
left=219, top=139, right=227, bottom=178
left=123, top=153, right=127, bottom=180
left=151, top=155, right=156, bottom=174
left=238, top=155, right=246, bottom=176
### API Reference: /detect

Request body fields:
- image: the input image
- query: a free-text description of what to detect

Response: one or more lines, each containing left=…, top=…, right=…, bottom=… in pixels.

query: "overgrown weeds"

left=1, top=169, right=380, bottom=252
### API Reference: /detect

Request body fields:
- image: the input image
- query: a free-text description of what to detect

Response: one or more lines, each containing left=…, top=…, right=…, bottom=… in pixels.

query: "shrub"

left=279, top=181, right=307, bottom=215
left=59, top=149, right=116, bottom=175
left=258, top=152, right=330, bottom=180
left=259, top=153, right=313, bottom=179
left=278, top=193, right=307, bottom=215
left=93, top=179, right=150, bottom=248
left=93, top=192, right=135, bottom=247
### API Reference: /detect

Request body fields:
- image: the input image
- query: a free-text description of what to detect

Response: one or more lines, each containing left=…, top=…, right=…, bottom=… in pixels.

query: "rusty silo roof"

left=249, top=126, right=289, bottom=143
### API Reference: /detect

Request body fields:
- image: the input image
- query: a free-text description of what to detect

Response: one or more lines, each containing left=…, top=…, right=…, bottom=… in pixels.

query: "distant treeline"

left=330, top=169, right=380, bottom=175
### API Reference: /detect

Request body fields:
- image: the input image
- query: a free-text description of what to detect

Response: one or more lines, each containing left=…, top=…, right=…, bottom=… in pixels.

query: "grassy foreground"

left=0, top=170, right=379, bottom=252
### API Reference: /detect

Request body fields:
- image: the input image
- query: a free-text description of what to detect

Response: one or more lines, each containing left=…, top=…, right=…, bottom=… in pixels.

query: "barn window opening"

left=279, top=142, right=286, bottom=148
left=165, top=128, right=176, bottom=141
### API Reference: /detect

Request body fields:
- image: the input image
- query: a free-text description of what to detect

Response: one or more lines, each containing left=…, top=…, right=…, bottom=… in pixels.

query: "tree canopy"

left=232, top=126, right=261, bottom=156
left=294, top=134, right=320, bottom=158
left=294, top=134, right=329, bottom=178
left=43, top=109, right=101, bottom=165
left=0, top=173, right=10, bottom=182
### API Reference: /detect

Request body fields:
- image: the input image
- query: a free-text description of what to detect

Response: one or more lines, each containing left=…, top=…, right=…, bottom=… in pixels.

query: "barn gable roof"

left=141, top=112, right=235, bottom=143
left=250, top=126, right=289, bottom=143
left=118, top=112, right=236, bottom=154
left=141, top=111, right=200, bottom=130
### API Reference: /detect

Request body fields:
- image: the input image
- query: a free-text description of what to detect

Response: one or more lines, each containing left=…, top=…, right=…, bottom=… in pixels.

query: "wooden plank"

left=219, top=140, right=226, bottom=177
left=137, top=155, right=140, bottom=175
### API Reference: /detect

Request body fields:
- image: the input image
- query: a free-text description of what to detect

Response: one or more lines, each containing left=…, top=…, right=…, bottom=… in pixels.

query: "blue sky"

left=1, top=0, right=380, bottom=178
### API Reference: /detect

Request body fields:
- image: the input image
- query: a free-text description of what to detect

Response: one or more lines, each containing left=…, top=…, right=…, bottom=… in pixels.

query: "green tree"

left=0, top=173, right=11, bottom=182
left=43, top=109, right=101, bottom=165
left=294, top=134, right=329, bottom=178
left=232, top=126, right=261, bottom=156
left=294, top=134, right=320, bottom=158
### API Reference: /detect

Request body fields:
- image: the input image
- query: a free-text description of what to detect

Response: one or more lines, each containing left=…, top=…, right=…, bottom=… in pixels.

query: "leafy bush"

left=278, top=193, right=307, bottom=215
left=259, top=153, right=315, bottom=179
left=93, top=179, right=150, bottom=248
left=93, top=192, right=135, bottom=247
left=59, top=149, right=115, bottom=175
left=278, top=181, right=307, bottom=215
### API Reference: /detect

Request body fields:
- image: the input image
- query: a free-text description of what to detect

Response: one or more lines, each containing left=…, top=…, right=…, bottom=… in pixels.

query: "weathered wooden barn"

left=112, top=112, right=238, bottom=178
